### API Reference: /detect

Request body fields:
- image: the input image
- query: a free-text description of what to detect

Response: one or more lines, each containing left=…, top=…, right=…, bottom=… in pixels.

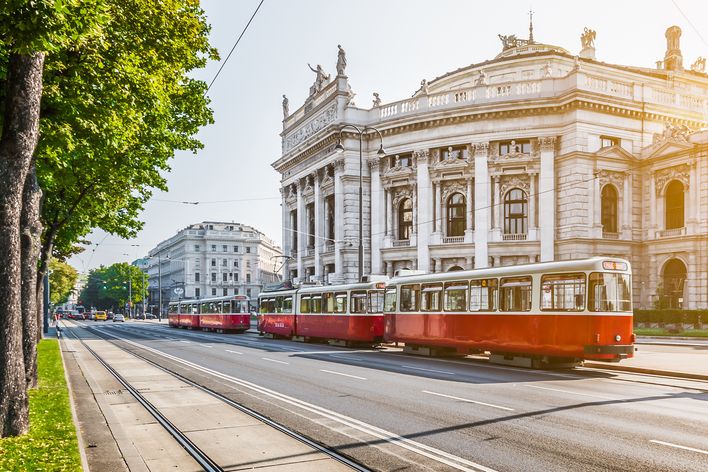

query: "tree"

left=48, top=260, right=79, bottom=305
left=80, top=263, right=147, bottom=311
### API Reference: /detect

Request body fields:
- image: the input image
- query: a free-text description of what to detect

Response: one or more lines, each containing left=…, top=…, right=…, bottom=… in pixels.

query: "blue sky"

left=69, top=0, right=708, bottom=272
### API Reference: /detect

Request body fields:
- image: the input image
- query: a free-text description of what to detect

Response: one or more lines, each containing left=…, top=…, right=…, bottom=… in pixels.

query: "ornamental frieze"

left=283, top=103, right=337, bottom=153
left=597, top=169, right=625, bottom=190
left=441, top=182, right=467, bottom=201
left=655, top=164, right=690, bottom=195
left=500, top=174, right=530, bottom=196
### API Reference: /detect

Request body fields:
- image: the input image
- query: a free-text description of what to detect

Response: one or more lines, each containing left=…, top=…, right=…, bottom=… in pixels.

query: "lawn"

left=634, top=327, right=708, bottom=338
left=0, top=339, right=82, bottom=471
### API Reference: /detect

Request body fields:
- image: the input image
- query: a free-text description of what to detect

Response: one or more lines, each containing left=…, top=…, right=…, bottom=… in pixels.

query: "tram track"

left=63, top=321, right=371, bottom=472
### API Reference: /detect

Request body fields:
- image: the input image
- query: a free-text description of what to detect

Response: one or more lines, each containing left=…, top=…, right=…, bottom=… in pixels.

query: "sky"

left=68, top=0, right=708, bottom=273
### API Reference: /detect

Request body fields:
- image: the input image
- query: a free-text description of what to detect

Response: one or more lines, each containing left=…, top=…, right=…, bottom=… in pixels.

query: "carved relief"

left=302, top=175, right=314, bottom=196
left=441, top=182, right=467, bottom=202
left=412, top=149, right=430, bottom=165
left=285, top=183, right=298, bottom=204
left=597, top=169, right=625, bottom=190
left=652, top=123, right=692, bottom=145
left=500, top=174, right=530, bottom=196
left=539, top=136, right=557, bottom=152
left=283, top=103, right=337, bottom=153
left=472, top=142, right=489, bottom=156
left=655, top=164, right=690, bottom=195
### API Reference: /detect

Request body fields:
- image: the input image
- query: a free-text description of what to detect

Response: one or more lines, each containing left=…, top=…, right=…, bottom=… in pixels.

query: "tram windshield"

left=588, top=273, right=632, bottom=312
left=368, top=290, right=385, bottom=313
left=384, top=289, right=397, bottom=312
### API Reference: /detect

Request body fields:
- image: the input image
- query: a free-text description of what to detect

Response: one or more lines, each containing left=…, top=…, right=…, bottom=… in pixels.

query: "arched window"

left=662, top=259, right=687, bottom=309
left=601, top=185, right=618, bottom=233
left=665, top=180, right=684, bottom=230
left=446, top=193, right=466, bottom=236
left=504, top=189, right=527, bottom=234
left=448, top=265, right=464, bottom=272
left=398, top=198, right=413, bottom=240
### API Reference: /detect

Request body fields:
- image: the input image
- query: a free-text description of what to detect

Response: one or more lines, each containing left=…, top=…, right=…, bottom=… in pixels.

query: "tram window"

left=351, top=291, right=367, bottom=314
left=368, top=290, right=385, bottom=313
left=541, top=273, right=585, bottom=311
left=210, top=302, right=222, bottom=314
left=222, top=302, right=230, bottom=313
left=500, top=277, right=532, bottom=312
left=274, top=297, right=283, bottom=313
left=168, top=304, right=177, bottom=314
left=300, top=296, right=311, bottom=314
left=421, top=284, right=443, bottom=312
left=334, top=292, right=347, bottom=313
left=283, top=296, right=293, bottom=313
left=311, top=295, right=322, bottom=313
left=260, top=299, right=273, bottom=313
left=444, top=281, right=468, bottom=312
left=384, top=289, right=397, bottom=312
left=323, top=293, right=335, bottom=313
left=470, top=279, right=498, bottom=311
left=400, top=284, right=420, bottom=312
left=588, top=273, right=632, bottom=312
left=200, top=302, right=210, bottom=314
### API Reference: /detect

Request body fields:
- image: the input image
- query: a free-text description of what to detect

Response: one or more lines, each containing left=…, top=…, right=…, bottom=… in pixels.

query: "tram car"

left=168, top=295, right=251, bottom=333
left=258, top=280, right=387, bottom=344
left=383, top=257, right=634, bottom=366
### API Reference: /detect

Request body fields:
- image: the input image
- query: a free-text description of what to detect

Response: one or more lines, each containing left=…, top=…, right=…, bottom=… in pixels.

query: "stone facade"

left=273, top=27, right=708, bottom=309
left=146, top=221, right=282, bottom=309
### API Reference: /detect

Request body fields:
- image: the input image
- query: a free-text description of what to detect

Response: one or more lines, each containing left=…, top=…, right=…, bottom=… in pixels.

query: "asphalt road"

left=73, top=321, right=708, bottom=472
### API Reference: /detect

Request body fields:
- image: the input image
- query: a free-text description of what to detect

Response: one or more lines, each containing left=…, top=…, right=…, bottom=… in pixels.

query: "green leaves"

left=48, top=259, right=78, bottom=305
left=79, top=262, right=147, bottom=309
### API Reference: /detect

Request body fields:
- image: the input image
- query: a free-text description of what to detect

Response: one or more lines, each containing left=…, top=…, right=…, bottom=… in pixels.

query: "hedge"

left=633, top=309, right=707, bottom=326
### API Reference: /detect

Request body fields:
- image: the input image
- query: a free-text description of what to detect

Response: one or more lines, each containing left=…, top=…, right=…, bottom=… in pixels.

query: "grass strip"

left=0, top=339, right=82, bottom=471
left=634, top=327, right=708, bottom=338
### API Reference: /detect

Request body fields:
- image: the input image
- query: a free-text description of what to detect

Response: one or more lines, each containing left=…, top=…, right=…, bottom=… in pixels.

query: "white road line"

left=225, top=349, right=243, bottom=355
left=422, top=390, right=515, bottom=411
left=401, top=365, right=456, bottom=375
left=650, top=440, right=708, bottom=455
left=99, top=330, right=496, bottom=472
left=180, top=340, right=191, bottom=343
left=202, top=345, right=213, bottom=348
left=262, top=357, right=289, bottom=365
left=526, top=384, right=616, bottom=400
left=320, top=369, right=367, bottom=380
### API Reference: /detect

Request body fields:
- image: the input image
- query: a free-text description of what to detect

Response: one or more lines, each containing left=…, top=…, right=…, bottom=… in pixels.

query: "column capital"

left=412, top=149, right=430, bottom=165
left=539, top=136, right=557, bottom=152
left=367, top=157, right=382, bottom=171
left=333, top=158, right=346, bottom=171
left=472, top=142, right=489, bottom=155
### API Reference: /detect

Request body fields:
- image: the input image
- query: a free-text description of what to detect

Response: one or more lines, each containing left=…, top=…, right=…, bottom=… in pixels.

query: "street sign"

left=174, top=288, right=184, bottom=295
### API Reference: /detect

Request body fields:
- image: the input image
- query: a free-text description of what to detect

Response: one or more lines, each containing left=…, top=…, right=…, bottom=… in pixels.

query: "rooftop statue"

left=307, top=63, right=331, bottom=96
left=498, top=34, right=518, bottom=50
left=475, top=69, right=488, bottom=86
left=372, top=92, right=381, bottom=107
left=581, top=27, right=596, bottom=49
left=691, top=57, right=706, bottom=73
left=336, top=45, right=347, bottom=76
left=282, top=94, right=289, bottom=119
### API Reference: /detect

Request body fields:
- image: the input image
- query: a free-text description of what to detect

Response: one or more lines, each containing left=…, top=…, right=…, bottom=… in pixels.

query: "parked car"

left=145, top=313, right=156, bottom=320
left=113, top=313, right=125, bottom=322
left=94, top=311, right=107, bottom=321
left=106, top=312, right=114, bottom=320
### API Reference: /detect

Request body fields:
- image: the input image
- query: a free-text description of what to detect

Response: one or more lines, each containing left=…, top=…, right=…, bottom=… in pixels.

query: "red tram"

left=257, top=281, right=387, bottom=344
left=168, top=295, right=251, bottom=333
left=383, top=257, right=634, bottom=366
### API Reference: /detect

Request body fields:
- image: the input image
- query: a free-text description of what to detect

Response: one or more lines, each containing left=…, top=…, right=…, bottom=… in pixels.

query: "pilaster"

left=313, top=170, right=322, bottom=278
left=415, top=150, right=432, bottom=273
left=473, top=142, right=490, bottom=268
left=369, top=158, right=384, bottom=274
left=539, top=136, right=556, bottom=262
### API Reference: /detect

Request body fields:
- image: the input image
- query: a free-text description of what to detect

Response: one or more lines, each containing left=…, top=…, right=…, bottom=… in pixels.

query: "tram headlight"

left=615, top=335, right=622, bottom=342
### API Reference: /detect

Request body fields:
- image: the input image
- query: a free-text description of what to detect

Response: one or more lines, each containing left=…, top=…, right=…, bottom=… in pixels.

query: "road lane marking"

left=401, top=365, right=456, bottom=375
left=422, top=390, right=515, bottom=411
left=320, top=369, right=367, bottom=380
left=650, top=440, right=708, bottom=455
left=526, top=384, right=616, bottom=400
left=202, top=345, right=213, bottom=348
left=179, top=340, right=191, bottom=343
left=262, top=357, right=289, bottom=365
left=98, top=329, right=497, bottom=472
left=225, top=349, right=243, bottom=355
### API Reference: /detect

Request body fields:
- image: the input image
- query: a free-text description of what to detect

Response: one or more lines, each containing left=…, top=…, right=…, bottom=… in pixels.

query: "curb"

left=583, top=362, right=708, bottom=382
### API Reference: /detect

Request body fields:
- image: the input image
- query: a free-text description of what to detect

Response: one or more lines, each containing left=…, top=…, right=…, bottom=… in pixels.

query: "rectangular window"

left=235, top=273, right=239, bottom=281
left=323, top=293, right=334, bottom=313
left=334, top=292, right=347, bottom=313
left=194, top=245, right=200, bottom=251
left=283, top=296, right=293, bottom=313
left=234, top=260, right=239, bottom=267
left=470, top=279, right=497, bottom=311
left=211, top=245, right=216, bottom=252
left=421, top=283, right=443, bottom=312
left=300, top=295, right=311, bottom=313
left=444, top=281, right=468, bottom=312
left=195, top=288, right=200, bottom=297
left=600, top=136, right=619, bottom=148
left=222, top=258, right=227, bottom=267
left=400, top=284, right=420, bottom=312
left=384, top=288, right=397, bottom=312
left=211, top=258, right=216, bottom=267
left=211, top=288, right=216, bottom=296
left=246, top=288, right=251, bottom=297
left=222, top=245, right=228, bottom=252
left=350, top=291, right=367, bottom=314
left=246, top=273, right=251, bottom=283
left=500, top=276, right=533, bottom=312
left=368, top=290, right=384, bottom=313
left=195, top=272, right=200, bottom=282
left=311, top=294, right=322, bottom=313
left=222, top=273, right=228, bottom=282
left=589, top=273, right=631, bottom=312
left=500, top=140, right=531, bottom=155
left=223, top=288, right=228, bottom=296
left=541, top=273, right=585, bottom=311
left=211, top=273, right=216, bottom=282
left=234, top=246, right=239, bottom=252
left=246, top=247, right=251, bottom=254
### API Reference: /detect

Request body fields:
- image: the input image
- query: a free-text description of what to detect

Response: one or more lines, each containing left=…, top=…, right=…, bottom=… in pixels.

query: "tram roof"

left=170, top=295, right=250, bottom=305
left=386, top=257, right=631, bottom=286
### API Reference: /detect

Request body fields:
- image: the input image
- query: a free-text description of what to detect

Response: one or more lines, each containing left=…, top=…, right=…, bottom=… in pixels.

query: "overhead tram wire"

left=204, top=0, right=265, bottom=95
left=670, top=0, right=708, bottom=49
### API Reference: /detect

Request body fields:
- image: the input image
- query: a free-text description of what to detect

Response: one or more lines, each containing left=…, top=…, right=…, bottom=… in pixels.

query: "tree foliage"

left=48, top=260, right=78, bottom=305
left=79, top=263, right=147, bottom=310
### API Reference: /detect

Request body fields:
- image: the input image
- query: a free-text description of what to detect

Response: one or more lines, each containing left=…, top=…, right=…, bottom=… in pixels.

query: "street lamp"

left=334, top=125, right=386, bottom=282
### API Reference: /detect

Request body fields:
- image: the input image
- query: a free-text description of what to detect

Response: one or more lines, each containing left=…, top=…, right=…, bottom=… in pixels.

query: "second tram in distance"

left=168, top=295, right=251, bottom=332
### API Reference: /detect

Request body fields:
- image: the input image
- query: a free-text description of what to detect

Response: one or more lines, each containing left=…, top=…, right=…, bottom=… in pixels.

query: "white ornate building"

left=145, top=221, right=282, bottom=309
left=273, top=25, right=708, bottom=309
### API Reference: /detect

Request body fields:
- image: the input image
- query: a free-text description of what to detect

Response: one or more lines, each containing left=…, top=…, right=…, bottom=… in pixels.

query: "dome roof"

left=495, top=42, right=570, bottom=59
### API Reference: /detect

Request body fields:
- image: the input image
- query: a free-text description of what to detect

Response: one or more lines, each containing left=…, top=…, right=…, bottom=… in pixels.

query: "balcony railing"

left=322, top=242, right=335, bottom=254
left=602, top=231, right=620, bottom=239
left=502, top=233, right=527, bottom=241
left=392, top=239, right=411, bottom=247
left=442, top=236, right=465, bottom=244
left=306, top=247, right=315, bottom=257
left=658, top=227, right=686, bottom=238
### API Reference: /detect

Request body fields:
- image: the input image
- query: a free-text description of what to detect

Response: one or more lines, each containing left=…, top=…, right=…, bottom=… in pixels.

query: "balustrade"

left=502, top=233, right=527, bottom=241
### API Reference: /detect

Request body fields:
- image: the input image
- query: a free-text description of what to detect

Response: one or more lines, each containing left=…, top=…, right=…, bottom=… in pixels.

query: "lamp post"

left=334, top=125, right=386, bottom=282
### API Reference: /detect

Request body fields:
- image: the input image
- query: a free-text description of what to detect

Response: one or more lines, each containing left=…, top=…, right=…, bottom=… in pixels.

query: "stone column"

left=649, top=171, right=657, bottom=239
left=593, top=176, right=601, bottom=237
left=688, top=160, right=698, bottom=232
left=415, top=150, right=432, bottom=272
left=281, top=187, right=291, bottom=279
left=334, top=159, right=345, bottom=280
left=435, top=181, right=442, bottom=234
left=473, top=143, right=490, bottom=268
left=369, top=159, right=383, bottom=274
left=539, top=136, right=556, bottom=262
left=465, top=177, right=474, bottom=242
left=529, top=172, right=537, bottom=238
left=687, top=252, right=697, bottom=309
left=385, top=189, right=393, bottom=237
left=314, top=171, right=322, bottom=279
left=622, top=171, right=632, bottom=239
left=493, top=175, right=502, bottom=236
left=296, top=181, right=305, bottom=279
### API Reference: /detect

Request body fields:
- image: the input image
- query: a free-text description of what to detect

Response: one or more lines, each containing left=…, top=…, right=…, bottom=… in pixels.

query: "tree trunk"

left=21, top=164, right=43, bottom=389
left=0, top=52, right=45, bottom=438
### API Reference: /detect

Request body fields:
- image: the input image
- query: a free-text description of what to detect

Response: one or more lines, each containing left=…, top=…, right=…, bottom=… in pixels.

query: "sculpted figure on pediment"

left=302, top=175, right=314, bottom=195
left=581, top=27, right=596, bottom=49
left=653, top=122, right=691, bottom=144
left=308, top=63, right=331, bottom=96
left=655, top=164, right=690, bottom=195
left=498, top=34, right=518, bottom=50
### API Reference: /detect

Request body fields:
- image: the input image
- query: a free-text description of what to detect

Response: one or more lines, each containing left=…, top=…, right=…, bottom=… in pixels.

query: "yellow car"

left=94, top=311, right=107, bottom=321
